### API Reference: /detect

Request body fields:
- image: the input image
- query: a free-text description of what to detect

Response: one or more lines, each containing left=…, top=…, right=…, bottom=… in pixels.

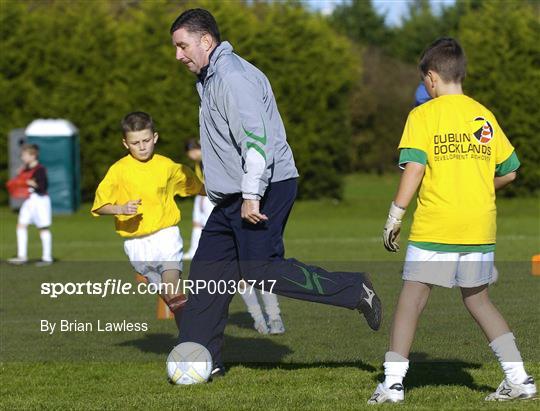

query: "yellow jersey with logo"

left=91, top=154, right=202, bottom=238
left=398, top=94, right=515, bottom=244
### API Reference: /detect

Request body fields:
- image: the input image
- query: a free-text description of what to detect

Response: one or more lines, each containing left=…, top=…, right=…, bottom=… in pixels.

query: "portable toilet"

left=25, top=119, right=81, bottom=214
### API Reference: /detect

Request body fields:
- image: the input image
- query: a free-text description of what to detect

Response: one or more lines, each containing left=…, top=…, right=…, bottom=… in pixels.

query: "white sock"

left=40, top=229, right=52, bottom=261
left=16, top=226, right=28, bottom=259
left=383, top=351, right=409, bottom=388
left=489, top=332, right=528, bottom=384
left=261, top=292, right=281, bottom=320
left=186, top=226, right=202, bottom=257
left=239, top=287, right=263, bottom=321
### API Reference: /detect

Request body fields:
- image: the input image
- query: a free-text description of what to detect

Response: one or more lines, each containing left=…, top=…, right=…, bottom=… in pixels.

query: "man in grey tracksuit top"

left=170, top=9, right=382, bottom=373
left=196, top=41, right=298, bottom=205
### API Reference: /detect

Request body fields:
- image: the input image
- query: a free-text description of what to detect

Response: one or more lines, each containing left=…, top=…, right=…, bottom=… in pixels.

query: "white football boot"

left=253, top=317, right=269, bottom=335
left=485, top=376, right=537, bottom=401
left=7, top=256, right=28, bottom=265
left=269, top=316, right=285, bottom=335
left=368, top=383, right=405, bottom=404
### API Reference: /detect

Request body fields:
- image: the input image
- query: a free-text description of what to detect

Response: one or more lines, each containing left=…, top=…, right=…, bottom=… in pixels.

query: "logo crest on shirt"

left=472, top=117, right=494, bottom=144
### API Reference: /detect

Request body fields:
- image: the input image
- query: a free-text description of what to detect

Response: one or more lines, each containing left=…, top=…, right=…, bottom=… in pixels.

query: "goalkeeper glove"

left=383, top=202, right=406, bottom=252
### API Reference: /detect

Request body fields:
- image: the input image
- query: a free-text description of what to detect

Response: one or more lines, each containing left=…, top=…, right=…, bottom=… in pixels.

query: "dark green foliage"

left=387, top=0, right=444, bottom=63
left=386, top=0, right=484, bottom=64
left=0, top=0, right=356, bottom=201
left=330, top=0, right=389, bottom=45
left=243, top=2, right=356, bottom=198
left=2, top=0, right=538, bottom=204
left=460, top=0, right=540, bottom=195
left=329, top=1, right=419, bottom=174
left=330, top=0, right=538, bottom=195
left=348, top=47, right=418, bottom=173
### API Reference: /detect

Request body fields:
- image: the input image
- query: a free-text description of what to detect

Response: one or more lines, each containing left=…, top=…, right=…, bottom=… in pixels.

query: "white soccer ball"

left=167, top=342, right=212, bottom=385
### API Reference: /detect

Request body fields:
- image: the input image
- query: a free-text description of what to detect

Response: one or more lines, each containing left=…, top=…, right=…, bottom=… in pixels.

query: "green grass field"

left=1, top=174, right=539, bottom=409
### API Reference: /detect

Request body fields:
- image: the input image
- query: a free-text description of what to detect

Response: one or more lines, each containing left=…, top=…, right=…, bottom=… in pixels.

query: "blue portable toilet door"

left=25, top=119, right=80, bottom=214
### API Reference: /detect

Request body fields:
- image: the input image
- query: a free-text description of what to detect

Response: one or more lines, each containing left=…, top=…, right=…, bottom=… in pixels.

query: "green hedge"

left=0, top=0, right=357, bottom=202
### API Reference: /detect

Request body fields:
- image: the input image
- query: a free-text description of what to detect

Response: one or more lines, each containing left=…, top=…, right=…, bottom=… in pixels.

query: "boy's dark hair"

left=121, top=112, right=155, bottom=135
left=185, top=138, right=201, bottom=151
left=419, top=37, right=467, bottom=83
left=169, top=8, right=220, bottom=43
left=21, top=143, right=39, bottom=158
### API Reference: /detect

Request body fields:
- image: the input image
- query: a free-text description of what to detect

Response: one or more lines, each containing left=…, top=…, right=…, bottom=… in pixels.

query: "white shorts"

left=192, top=195, right=214, bottom=227
left=123, top=226, right=183, bottom=285
left=403, top=245, right=494, bottom=288
left=18, top=193, right=52, bottom=228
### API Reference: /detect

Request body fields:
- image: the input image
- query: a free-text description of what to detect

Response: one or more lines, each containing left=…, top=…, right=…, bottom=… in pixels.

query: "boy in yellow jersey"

left=91, top=112, right=203, bottom=331
left=368, top=38, right=536, bottom=404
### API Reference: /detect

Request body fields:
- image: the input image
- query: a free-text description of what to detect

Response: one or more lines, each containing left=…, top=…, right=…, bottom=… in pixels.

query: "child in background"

left=92, top=112, right=202, bottom=332
left=184, top=139, right=286, bottom=335
left=183, top=139, right=214, bottom=261
left=7, top=144, right=53, bottom=266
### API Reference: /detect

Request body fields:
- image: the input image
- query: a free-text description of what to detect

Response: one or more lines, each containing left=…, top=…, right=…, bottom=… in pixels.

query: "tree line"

left=1, top=0, right=538, bottom=203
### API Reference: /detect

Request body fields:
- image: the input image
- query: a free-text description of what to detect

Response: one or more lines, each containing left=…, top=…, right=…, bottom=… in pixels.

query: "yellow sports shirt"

left=91, top=154, right=202, bottom=238
left=194, top=162, right=204, bottom=184
left=399, top=94, right=515, bottom=244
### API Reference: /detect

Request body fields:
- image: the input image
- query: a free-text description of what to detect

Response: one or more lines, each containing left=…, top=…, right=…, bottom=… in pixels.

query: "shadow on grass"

left=117, top=333, right=176, bottom=354
left=374, top=352, right=493, bottom=393
left=229, top=361, right=376, bottom=373
left=117, top=332, right=375, bottom=372
left=117, top=332, right=293, bottom=363
left=227, top=311, right=257, bottom=330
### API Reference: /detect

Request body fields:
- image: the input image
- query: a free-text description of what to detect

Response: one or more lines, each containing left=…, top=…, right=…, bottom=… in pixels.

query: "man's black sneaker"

left=209, top=363, right=226, bottom=380
left=356, top=273, right=382, bottom=331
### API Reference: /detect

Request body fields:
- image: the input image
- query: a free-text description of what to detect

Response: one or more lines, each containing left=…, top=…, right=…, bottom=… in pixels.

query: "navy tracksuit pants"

left=179, top=178, right=364, bottom=364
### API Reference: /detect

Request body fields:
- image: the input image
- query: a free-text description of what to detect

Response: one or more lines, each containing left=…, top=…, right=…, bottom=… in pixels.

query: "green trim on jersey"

left=246, top=142, right=266, bottom=160
left=410, top=241, right=496, bottom=253
left=495, top=151, right=520, bottom=176
left=399, top=148, right=427, bottom=168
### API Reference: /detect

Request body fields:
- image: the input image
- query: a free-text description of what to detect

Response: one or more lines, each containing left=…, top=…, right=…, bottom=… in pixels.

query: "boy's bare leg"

left=389, top=280, right=432, bottom=357
left=460, top=285, right=509, bottom=341
left=461, top=285, right=532, bottom=394
left=161, top=269, right=183, bottom=302
left=161, top=269, right=187, bottom=331
left=376, top=280, right=433, bottom=394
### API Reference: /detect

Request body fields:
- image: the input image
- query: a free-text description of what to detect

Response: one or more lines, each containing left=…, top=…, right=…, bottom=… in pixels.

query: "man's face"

left=172, top=28, right=211, bottom=75
left=123, top=129, right=158, bottom=162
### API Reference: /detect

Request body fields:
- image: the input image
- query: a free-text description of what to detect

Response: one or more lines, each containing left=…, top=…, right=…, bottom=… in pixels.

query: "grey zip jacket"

left=196, top=41, right=299, bottom=205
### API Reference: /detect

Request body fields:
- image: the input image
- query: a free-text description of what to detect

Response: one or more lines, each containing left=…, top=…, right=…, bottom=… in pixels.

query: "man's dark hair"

left=169, top=8, right=220, bottom=43
left=121, top=112, right=155, bottom=135
left=419, top=37, right=467, bottom=83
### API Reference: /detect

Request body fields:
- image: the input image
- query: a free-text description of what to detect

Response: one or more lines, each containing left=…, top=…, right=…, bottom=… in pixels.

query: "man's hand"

left=241, top=199, right=268, bottom=224
left=383, top=202, right=406, bottom=252
left=119, top=199, right=141, bottom=215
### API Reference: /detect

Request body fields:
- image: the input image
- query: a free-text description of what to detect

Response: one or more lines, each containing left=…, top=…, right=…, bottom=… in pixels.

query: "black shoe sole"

left=357, top=273, right=383, bottom=331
